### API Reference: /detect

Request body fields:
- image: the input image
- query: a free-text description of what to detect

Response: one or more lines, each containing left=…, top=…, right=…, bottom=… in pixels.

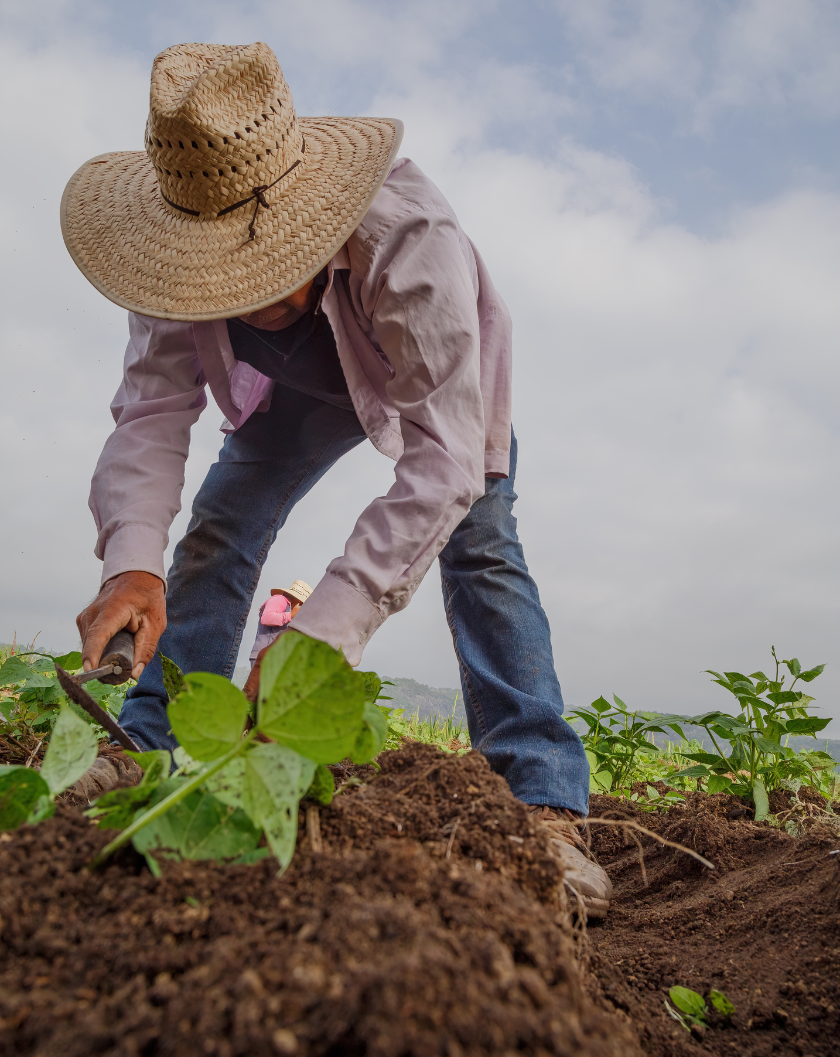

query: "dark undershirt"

left=226, top=295, right=354, bottom=413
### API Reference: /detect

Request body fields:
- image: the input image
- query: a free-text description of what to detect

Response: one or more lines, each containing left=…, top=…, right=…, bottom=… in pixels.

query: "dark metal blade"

left=77, top=665, right=116, bottom=685
left=55, top=665, right=140, bottom=753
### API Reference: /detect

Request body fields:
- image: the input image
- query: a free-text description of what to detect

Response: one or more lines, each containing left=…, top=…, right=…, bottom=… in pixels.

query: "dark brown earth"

left=0, top=743, right=838, bottom=1057
left=0, top=744, right=634, bottom=1057
left=585, top=788, right=840, bottom=1057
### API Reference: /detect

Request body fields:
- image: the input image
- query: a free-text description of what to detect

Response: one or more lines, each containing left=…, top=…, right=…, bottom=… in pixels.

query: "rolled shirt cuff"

left=289, top=572, right=384, bottom=667
left=99, top=524, right=168, bottom=588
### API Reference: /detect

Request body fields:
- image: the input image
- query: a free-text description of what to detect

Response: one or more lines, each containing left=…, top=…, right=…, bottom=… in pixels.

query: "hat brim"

left=271, top=587, right=309, bottom=604
left=60, top=117, right=403, bottom=321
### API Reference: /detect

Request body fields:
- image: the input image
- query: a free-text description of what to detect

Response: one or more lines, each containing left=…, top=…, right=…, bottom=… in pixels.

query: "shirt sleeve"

left=89, top=313, right=208, bottom=586
left=291, top=211, right=486, bottom=664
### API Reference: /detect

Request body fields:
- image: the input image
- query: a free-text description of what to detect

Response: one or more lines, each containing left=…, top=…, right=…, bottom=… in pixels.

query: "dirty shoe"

left=68, top=744, right=143, bottom=804
left=530, top=806, right=612, bottom=920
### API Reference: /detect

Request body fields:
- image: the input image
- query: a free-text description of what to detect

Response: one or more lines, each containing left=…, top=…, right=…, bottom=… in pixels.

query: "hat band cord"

left=159, top=140, right=305, bottom=241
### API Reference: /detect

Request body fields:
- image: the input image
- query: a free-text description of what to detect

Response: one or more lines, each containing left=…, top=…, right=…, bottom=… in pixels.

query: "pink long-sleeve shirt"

left=89, top=158, right=513, bottom=666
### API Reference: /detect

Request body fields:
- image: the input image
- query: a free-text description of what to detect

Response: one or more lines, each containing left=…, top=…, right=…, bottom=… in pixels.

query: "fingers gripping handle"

left=98, top=630, right=135, bottom=686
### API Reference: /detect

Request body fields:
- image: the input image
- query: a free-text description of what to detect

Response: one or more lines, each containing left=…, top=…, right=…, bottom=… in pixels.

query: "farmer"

left=242, top=580, right=312, bottom=702
left=65, top=43, right=611, bottom=916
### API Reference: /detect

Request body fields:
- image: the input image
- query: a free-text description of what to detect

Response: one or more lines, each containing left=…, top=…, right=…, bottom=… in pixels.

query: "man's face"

left=238, top=277, right=316, bottom=331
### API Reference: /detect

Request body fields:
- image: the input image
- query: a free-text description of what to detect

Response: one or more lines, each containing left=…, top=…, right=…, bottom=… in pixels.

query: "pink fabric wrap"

left=258, top=594, right=292, bottom=627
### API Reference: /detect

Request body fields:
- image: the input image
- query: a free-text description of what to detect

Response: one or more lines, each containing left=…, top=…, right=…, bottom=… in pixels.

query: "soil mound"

left=0, top=744, right=636, bottom=1057
left=586, top=790, right=840, bottom=1057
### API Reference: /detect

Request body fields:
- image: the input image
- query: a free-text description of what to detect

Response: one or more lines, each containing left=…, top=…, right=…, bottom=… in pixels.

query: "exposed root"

left=584, top=817, right=716, bottom=873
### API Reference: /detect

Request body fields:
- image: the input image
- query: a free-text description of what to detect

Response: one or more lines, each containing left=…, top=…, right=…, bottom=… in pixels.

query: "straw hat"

left=270, top=580, right=313, bottom=605
left=60, top=42, right=403, bottom=321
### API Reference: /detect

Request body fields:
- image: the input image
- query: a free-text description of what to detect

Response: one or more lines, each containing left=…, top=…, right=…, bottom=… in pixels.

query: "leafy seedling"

left=0, top=702, right=99, bottom=832
left=571, top=694, right=674, bottom=793
left=709, top=989, right=735, bottom=1018
left=636, top=648, right=832, bottom=810
left=664, top=986, right=735, bottom=1033
left=88, top=633, right=383, bottom=875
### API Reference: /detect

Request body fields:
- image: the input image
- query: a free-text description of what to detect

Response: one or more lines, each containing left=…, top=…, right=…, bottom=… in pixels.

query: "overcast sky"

left=1, top=0, right=838, bottom=732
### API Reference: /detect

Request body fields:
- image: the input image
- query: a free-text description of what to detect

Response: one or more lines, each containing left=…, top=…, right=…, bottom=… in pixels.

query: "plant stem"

left=88, top=729, right=258, bottom=869
left=705, top=726, right=728, bottom=763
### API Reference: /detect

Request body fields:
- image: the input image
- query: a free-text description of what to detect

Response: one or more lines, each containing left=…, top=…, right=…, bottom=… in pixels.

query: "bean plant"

left=1, top=633, right=392, bottom=877
left=569, top=694, right=674, bottom=794
left=570, top=649, right=835, bottom=817
left=665, top=986, right=734, bottom=1032
left=0, top=644, right=126, bottom=742
left=648, top=649, right=832, bottom=818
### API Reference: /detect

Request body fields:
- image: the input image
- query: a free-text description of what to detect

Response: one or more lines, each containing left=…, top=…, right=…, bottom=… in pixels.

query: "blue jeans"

left=120, top=383, right=590, bottom=813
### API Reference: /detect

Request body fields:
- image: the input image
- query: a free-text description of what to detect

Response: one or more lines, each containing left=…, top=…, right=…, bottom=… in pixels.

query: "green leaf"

left=752, top=777, right=769, bottom=821
left=18, top=672, right=54, bottom=690
left=590, top=696, right=612, bottom=714
left=766, top=690, right=800, bottom=705
left=612, top=694, right=629, bottom=711
left=40, top=703, right=99, bottom=795
left=707, top=775, right=734, bottom=795
left=797, top=664, right=825, bottom=683
left=752, top=736, right=785, bottom=755
left=785, top=717, right=830, bottom=734
left=159, top=653, right=186, bottom=702
left=590, top=769, right=612, bottom=792
left=669, top=986, right=707, bottom=1018
left=87, top=784, right=158, bottom=830
left=723, top=671, right=754, bottom=687
left=126, top=749, right=172, bottom=785
left=131, top=780, right=261, bottom=871
left=241, top=742, right=315, bottom=872
left=709, top=990, right=735, bottom=1017
left=0, top=657, right=35, bottom=687
left=257, top=634, right=365, bottom=763
left=168, top=673, right=249, bottom=761
left=0, top=766, right=53, bottom=830
left=204, top=755, right=247, bottom=810
left=53, top=651, right=83, bottom=671
left=359, top=670, right=382, bottom=704
left=305, top=763, right=335, bottom=806
left=784, top=657, right=801, bottom=678
left=671, top=765, right=712, bottom=778
left=351, top=699, right=388, bottom=764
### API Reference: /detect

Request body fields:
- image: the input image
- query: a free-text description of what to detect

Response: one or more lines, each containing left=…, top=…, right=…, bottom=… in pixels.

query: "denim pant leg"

left=438, top=431, right=590, bottom=814
left=119, top=384, right=367, bottom=752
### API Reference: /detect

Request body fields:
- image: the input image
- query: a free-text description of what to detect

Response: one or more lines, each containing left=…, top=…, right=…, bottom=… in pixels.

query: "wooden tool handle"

left=98, top=630, right=135, bottom=686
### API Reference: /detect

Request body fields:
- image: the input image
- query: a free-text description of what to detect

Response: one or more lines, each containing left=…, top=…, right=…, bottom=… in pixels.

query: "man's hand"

left=77, top=571, right=166, bottom=680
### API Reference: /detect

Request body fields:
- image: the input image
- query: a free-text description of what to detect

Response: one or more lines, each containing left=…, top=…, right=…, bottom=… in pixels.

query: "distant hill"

left=381, top=677, right=465, bottom=722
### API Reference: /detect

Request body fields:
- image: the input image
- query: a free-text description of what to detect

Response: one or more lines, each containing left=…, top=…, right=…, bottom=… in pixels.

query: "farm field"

left=1, top=640, right=838, bottom=1056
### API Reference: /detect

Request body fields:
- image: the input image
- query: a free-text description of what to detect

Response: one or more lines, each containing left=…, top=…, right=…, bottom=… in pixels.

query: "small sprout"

left=665, top=985, right=735, bottom=1032
left=709, top=989, right=735, bottom=1018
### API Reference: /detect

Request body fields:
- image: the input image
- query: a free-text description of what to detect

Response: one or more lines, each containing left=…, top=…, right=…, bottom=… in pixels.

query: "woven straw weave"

left=60, top=43, right=403, bottom=321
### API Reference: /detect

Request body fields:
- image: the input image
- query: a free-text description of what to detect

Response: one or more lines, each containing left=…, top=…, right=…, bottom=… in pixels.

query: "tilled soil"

left=585, top=789, right=840, bottom=1057
left=1, top=745, right=838, bottom=1057
left=0, top=744, right=635, bottom=1057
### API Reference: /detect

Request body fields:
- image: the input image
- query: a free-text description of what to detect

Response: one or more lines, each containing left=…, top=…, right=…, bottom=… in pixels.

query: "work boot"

left=68, top=744, right=143, bottom=804
left=530, top=806, right=612, bottom=920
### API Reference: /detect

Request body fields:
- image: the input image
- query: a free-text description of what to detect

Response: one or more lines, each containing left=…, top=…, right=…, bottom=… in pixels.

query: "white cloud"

left=0, top=2, right=837, bottom=731
left=555, top=0, right=840, bottom=128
